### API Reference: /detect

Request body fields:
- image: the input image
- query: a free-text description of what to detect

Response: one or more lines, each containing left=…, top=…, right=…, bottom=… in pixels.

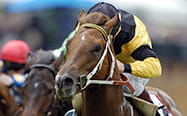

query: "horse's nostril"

left=63, top=77, right=74, bottom=87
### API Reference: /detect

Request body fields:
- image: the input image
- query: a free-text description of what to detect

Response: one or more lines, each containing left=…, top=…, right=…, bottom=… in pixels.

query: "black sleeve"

left=124, top=64, right=131, bottom=73
left=131, top=44, right=158, bottom=61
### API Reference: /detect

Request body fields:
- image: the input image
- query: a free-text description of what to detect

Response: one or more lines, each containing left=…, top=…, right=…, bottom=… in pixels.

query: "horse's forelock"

left=34, top=50, right=55, bottom=65
left=79, top=12, right=110, bottom=26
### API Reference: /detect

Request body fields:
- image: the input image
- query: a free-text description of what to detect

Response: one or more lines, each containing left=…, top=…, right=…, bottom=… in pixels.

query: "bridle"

left=30, top=64, right=57, bottom=77
left=22, top=63, right=57, bottom=88
left=78, top=23, right=115, bottom=90
left=77, top=23, right=135, bottom=94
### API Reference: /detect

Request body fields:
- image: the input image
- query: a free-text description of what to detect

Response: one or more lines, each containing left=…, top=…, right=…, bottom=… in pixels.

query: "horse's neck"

left=82, top=85, right=130, bottom=116
left=82, top=64, right=128, bottom=116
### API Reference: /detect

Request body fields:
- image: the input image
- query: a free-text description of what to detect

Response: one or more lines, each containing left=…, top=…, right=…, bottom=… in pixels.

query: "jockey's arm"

left=117, top=45, right=162, bottom=78
left=129, top=57, right=162, bottom=79
left=117, top=46, right=162, bottom=78
left=116, top=15, right=162, bottom=78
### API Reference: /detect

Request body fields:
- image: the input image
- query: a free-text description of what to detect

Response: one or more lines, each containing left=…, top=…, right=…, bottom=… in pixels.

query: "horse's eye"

left=92, top=45, right=102, bottom=54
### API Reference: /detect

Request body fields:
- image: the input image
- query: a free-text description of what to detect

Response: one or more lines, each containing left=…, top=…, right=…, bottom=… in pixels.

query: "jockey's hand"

left=116, top=60, right=125, bottom=73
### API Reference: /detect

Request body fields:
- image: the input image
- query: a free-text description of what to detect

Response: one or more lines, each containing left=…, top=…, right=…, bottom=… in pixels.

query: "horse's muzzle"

left=55, top=74, right=77, bottom=98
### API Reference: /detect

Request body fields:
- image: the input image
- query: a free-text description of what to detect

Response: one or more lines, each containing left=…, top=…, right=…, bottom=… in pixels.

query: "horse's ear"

left=103, top=14, right=118, bottom=34
left=52, top=52, right=64, bottom=71
left=78, top=10, right=87, bottom=24
left=26, top=52, right=36, bottom=68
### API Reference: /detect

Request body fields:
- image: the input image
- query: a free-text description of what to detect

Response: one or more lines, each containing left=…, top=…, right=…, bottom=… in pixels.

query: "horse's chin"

left=56, top=87, right=76, bottom=99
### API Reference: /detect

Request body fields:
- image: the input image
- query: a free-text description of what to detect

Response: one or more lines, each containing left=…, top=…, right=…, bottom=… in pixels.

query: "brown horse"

left=56, top=11, right=140, bottom=116
left=146, top=87, right=182, bottom=116
left=21, top=50, right=72, bottom=116
left=0, top=82, right=19, bottom=116
left=56, top=11, right=182, bottom=116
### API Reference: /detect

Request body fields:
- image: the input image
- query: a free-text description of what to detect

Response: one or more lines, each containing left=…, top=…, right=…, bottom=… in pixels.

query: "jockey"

left=0, top=40, right=30, bottom=105
left=53, top=2, right=163, bottom=115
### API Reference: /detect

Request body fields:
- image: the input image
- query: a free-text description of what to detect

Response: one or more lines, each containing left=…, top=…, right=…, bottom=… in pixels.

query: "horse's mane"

left=78, top=12, right=110, bottom=26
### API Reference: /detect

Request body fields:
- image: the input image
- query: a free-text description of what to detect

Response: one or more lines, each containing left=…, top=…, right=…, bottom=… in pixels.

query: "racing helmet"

left=0, top=40, right=30, bottom=64
left=88, top=2, right=118, bottom=18
left=87, top=2, right=120, bottom=36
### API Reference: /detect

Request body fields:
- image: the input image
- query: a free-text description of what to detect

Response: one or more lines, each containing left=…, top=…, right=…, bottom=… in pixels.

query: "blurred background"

left=0, top=0, right=186, bottom=115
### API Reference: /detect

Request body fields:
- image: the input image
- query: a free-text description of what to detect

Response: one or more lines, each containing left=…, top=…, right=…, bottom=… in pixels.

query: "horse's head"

left=22, top=50, right=63, bottom=116
left=56, top=10, right=118, bottom=98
